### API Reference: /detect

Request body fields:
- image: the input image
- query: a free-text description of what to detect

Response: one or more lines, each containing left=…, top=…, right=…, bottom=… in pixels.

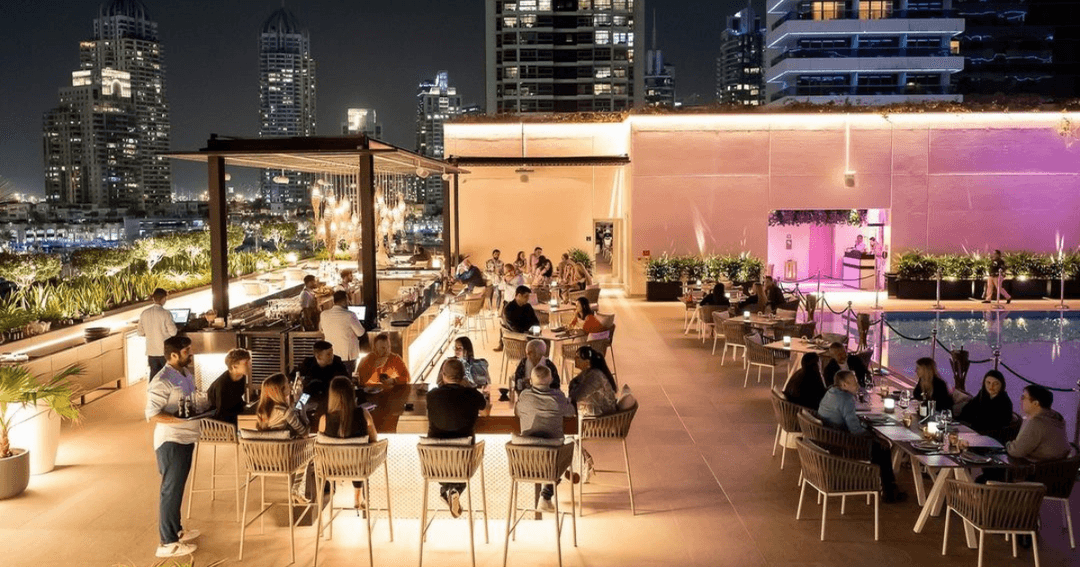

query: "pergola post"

left=358, top=153, right=377, bottom=328
left=207, top=155, right=229, bottom=321
left=442, top=176, right=452, bottom=267
left=453, top=174, right=461, bottom=265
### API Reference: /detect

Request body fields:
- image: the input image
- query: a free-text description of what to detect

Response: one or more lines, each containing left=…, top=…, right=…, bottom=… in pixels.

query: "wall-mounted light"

left=844, top=172, right=856, bottom=187
left=272, top=175, right=289, bottom=184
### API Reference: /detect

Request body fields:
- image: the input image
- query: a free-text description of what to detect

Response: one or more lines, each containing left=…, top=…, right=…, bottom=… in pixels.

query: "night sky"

left=0, top=0, right=757, bottom=199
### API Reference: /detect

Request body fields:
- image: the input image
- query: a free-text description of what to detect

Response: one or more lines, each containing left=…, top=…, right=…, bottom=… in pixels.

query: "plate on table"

left=861, top=414, right=893, bottom=426
left=911, top=440, right=942, bottom=452
left=363, top=385, right=383, bottom=395
left=958, top=450, right=992, bottom=464
left=550, top=326, right=567, bottom=333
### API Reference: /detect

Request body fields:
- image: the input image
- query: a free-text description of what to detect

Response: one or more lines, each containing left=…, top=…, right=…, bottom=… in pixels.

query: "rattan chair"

left=710, top=310, right=731, bottom=355
left=503, top=442, right=577, bottom=567
left=535, top=309, right=550, bottom=327
left=820, top=333, right=847, bottom=347
left=942, top=479, right=1047, bottom=567
left=795, top=438, right=881, bottom=541
left=584, top=285, right=601, bottom=305
left=720, top=319, right=749, bottom=367
left=795, top=321, right=817, bottom=338
left=238, top=436, right=316, bottom=563
left=985, top=412, right=1024, bottom=444
left=560, top=338, right=611, bottom=387
left=744, top=334, right=785, bottom=388
left=698, top=305, right=725, bottom=343
left=501, top=334, right=529, bottom=389
left=1027, top=445, right=1080, bottom=549
left=453, top=296, right=488, bottom=348
left=186, top=418, right=244, bottom=522
left=770, top=388, right=802, bottom=470
left=417, top=440, right=489, bottom=567
left=313, top=439, right=393, bottom=567
left=796, top=410, right=873, bottom=462
left=576, top=403, right=637, bottom=516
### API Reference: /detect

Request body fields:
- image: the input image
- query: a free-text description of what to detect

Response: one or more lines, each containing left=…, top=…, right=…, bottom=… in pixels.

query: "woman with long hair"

left=318, top=376, right=378, bottom=509
left=256, top=373, right=309, bottom=502
left=514, top=251, right=527, bottom=271
left=782, top=352, right=826, bottom=410
left=568, top=296, right=605, bottom=335
left=912, top=357, right=954, bottom=411
left=453, top=336, right=490, bottom=389
left=567, top=345, right=618, bottom=483
left=956, top=370, right=1013, bottom=435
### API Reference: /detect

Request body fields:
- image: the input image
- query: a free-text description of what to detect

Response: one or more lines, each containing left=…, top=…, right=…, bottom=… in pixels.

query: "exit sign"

left=641, top=250, right=651, bottom=257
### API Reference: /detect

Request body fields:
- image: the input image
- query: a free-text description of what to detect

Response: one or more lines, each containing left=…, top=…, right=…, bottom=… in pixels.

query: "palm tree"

left=0, top=364, right=81, bottom=458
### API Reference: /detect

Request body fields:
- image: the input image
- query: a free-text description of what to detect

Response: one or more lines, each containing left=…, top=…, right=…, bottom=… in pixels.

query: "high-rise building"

left=414, top=72, right=463, bottom=212
left=717, top=6, right=766, bottom=106
left=643, top=18, right=676, bottom=107
left=43, top=0, right=171, bottom=210
left=952, top=1, right=1054, bottom=97
left=764, top=1, right=965, bottom=106
left=485, top=0, right=646, bottom=113
left=342, top=108, right=383, bottom=138
left=258, top=7, right=317, bottom=212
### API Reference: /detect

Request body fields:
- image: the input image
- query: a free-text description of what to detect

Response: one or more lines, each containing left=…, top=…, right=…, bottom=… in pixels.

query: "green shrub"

left=896, top=250, right=939, bottom=280
left=567, top=248, right=593, bottom=271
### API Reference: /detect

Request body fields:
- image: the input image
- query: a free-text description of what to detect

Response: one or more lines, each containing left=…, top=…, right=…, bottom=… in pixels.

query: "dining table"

left=765, top=336, right=829, bottom=381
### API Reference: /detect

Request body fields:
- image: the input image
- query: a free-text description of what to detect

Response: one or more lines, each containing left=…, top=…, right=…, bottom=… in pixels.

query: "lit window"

left=518, top=0, right=537, bottom=10
left=503, top=16, right=518, bottom=27
left=811, top=1, right=843, bottom=20
left=595, top=30, right=611, bottom=45
left=859, top=0, right=892, bottom=19
left=594, top=83, right=612, bottom=95
left=950, top=39, right=960, bottom=54
left=595, top=66, right=612, bottom=78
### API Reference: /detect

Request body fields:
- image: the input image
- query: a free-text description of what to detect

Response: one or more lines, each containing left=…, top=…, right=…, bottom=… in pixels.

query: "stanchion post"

left=874, top=258, right=881, bottom=310
left=877, top=316, right=886, bottom=375
left=1058, top=271, right=1070, bottom=311
left=993, top=349, right=1001, bottom=370
left=817, top=269, right=821, bottom=296
left=931, top=268, right=945, bottom=310
left=845, top=301, right=853, bottom=344
left=930, top=328, right=937, bottom=361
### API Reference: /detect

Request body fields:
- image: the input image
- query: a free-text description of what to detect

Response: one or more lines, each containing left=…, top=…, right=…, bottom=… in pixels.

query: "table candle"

left=549, top=298, right=558, bottom=307
left=743, top=311, right=750, bottom=320
left=927, top=421, right=939, bottom=435
left=782, top=335, right=792, bottom=347
left=529, top=325, right=541, bottom=335
left=883, top=397, right=895, bottom=413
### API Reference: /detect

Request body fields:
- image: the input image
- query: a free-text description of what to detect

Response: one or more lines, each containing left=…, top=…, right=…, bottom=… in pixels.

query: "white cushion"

left=316, top=433, right=369, bottom=445
left=617, top=384, right=637, bottom=411
left=239, top=429, right=290, bottom=440
left=418, top=436, right=474, bottom=446
left=510, top=435, right=564, bottom=446
left=595, top=312, right=615, bottom=329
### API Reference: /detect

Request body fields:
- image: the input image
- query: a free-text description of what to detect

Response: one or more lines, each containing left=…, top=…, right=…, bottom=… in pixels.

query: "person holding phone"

left=356, top=333, right=411, bottom=386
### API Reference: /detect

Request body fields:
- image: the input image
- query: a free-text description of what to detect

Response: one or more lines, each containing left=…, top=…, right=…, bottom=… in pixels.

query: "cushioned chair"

left=238, top=436, right=316, bottom=563
left=416, top=439, right=489, bottom=567
left=796, top=410, right=873, bottom=462
left=720, top=319, right=749, bottom=367
left=942, top=479, right=1046, bottom=567
left=795, top=438, right=881, bottom=541
left=1027, top=445, right=1080, bottom=549
left=770, top=388, right=803, bottom=470
left=503, top=442, right=577, bottom=567
left=313, top=439, right=393, bottom=567
left=186, top=418, right=244, bottom=522
left=576, top=403, right=637, bottom=516
left=744, top=334, right=786, bottom=388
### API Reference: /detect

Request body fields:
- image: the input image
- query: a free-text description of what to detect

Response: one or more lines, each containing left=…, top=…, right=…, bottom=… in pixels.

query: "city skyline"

left=0, top=0, right=744, bottom=201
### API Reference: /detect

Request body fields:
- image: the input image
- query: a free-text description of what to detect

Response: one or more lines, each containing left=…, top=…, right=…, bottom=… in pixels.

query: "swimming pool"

left=826, top=310, right=1079, bottom=442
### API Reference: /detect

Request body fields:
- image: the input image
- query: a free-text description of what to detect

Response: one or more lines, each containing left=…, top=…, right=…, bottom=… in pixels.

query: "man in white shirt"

left=137, top=288, right=177, bottom=383
left=318, top=290, right=367, bottom=374
left=144, top=335, right=202, bottom=558
left=300, top=274, right=320, bottom=330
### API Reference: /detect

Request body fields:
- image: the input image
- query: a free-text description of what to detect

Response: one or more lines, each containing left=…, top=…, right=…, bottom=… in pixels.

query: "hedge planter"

left=1006, top=279, right=1051, bottom=299
left=1049, top=280, right=1080, bottom=299
left=0, top=449, right=30, bottom=499
left=646, top=281, right=683, bottom=302
left=894, top=279, right=977, bottom=300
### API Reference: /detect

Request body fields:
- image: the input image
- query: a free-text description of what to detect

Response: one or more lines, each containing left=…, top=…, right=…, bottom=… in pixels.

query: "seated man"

left=455, top=256, right=486, bottom=291
left=1007, top=384, right=1071, bottom=462
left=207, top=348, right=251, bottom=425
left=296, top=340, right=349, bottom=414
left=515, top=365, right=573, bottom=512
left=494, top=285, right=539, bottom=353
left=426, top=359, right=487, bottom=518
left=763, top=276, right=786, bottom=312
left=823, top=342, right=869, bottom=388
left=512, top=338, right=561, bottom=393
left=184, top=309, right=217, bottom=332
left=818, top=370, right=906, bottom=503
left=356, top=332, right=411, bottom=387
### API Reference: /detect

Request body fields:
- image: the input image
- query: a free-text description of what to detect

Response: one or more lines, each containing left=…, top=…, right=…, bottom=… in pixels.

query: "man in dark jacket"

left=823, top=342, right=869, bottom=387
left=426, top=359, right=487, bottom=517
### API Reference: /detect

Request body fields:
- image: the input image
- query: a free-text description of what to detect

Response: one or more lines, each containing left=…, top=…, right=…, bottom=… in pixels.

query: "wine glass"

left=939, top=409, right=952, bottom=429
left=898, top=389, right=911, bottom=410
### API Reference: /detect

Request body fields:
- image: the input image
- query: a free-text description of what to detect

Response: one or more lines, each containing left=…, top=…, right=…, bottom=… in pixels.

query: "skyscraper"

left=258, top=7, right=317, bottom=212
left=43, top=0, right=171, bottom=210
left=414, top=72, right=462, bottom=212
left=342, top=108, right=383, bottom=138
left=644, top=18, right=676, bottom=107
left=717, top=6, right=765, bottom=106
left=485, top=0, right=646, bottom=113
left=952, top=1, right=1054, bottom=97
left=764, top=1, right=965, bottom=106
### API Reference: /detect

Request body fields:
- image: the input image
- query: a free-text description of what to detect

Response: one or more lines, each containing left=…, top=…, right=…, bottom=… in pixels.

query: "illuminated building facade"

left=486, top=0, right=646, bottom=113
left=717, top=6, right=766, bottom=106
left=342, top=108, right=383, bottom=138
left=951, top=0, right=1054, bottom=97
left=414, top=72, right=462, bottom=212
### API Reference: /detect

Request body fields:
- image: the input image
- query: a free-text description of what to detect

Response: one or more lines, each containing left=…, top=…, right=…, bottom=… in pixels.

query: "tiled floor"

left=2, top=292, right=1076, bottom=566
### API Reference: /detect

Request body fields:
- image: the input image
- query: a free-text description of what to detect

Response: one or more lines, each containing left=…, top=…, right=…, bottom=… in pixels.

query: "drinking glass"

left=939, top=409, right=952, bottom=428
left=898, top=389, right=911, bottom=409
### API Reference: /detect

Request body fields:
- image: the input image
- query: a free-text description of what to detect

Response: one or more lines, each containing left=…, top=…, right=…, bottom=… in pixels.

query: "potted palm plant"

left=1, top=364, right=81, bottom=499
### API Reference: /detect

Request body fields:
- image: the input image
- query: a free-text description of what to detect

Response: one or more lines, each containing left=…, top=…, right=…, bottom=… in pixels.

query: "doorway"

left=766, top=209, right=889, bottom=288
left=594, top=221, right=614, bottom=276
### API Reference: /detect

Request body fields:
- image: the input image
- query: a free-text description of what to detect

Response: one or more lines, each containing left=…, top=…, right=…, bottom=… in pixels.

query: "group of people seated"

left=684, top=275, right=790, bottom=315
left=460, top=247, right=593, bottom=306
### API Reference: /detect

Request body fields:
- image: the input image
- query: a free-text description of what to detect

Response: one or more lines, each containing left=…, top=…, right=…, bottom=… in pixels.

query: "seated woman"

left=568, top=346, right=618, bottom=482
left=957, top=370, right=1013, bottom=434
left=738, top=283, right=767, bottom=313
left=699, top=282, right=730, bottom=307
left=454, top=336, right=490, bottom=389
left=256, top=373, right=310, bottom=502
left=530, top=255, right=553, bottom=287
left=513, top=251, right=527, bottom=272
left=569, top=261, right=592, bottom=291
left=783, top=352, right=826, bottom=410
left=318, top=376, right=378, bottom=509
left=568, top=296, right=606, bottom=335
left=356, top=333, right=411, bottom=387
left=912, top=357, right=954, bottom=412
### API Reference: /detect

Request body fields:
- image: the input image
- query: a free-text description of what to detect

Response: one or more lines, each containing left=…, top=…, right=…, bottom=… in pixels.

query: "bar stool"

left=313, top=439, right=393, bottom=567
left=576, top=402, right=638, bottom=516
left=186, top=418, right=244, bottom=522
left=237, top=435, right=316, bottom=564
left=503, top=441, right=577, bottom=567
left=417, top=439, right=489, bottom=567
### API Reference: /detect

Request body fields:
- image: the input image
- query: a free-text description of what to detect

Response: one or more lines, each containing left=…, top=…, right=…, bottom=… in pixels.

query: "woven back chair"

left=501, top=334, right=530, bottom=388
left=567, top=290, right=587, bottom=305
left=985, top=412, right=1024, bottom=445
left=710, top=310, right=732, bottom=355
left=796, top=321, right=817, bottom=338
left=535, top=309, right=551, bottom=327
left=854, top=348, right=874, bottom=372
left=776, top=309, right=798, bottom=321
left=698, top=305, right=725, bottom=343
left=796, top=409, right=873, bottom=462
left=577, top=403, right=637, bottom=516
left=1027, top=445, right=1080, bottom=549
left=186, top=419, right=243, bottom=522
left=313, top=439, right=392, bottom=567
left=416, top=440, right=489, bottom=567
left=584, top=285, right=601, bottom=305
left=795, top=438, right=881, bottom=541
left=503, top=442, right=578, bottom=567
left=743, top=334, right=784, bottom=388
left=455, top=296, right=488, bottom=348
left=720, top=319, right=749, bottom=367
left=942, top=479, right=1047, bottom=567
left=820, top=333, right=847, bottom=347
left=770, top=388, right=803, bottom=470
left=238, top=436, right=316, bottom=563
left=535, top=287, right=552, bottom=304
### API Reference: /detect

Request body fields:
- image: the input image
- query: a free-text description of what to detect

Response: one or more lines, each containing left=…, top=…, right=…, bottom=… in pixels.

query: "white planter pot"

left=0, top=449, right=30, bottom=499
left=6, top=403, right=62, bottom=475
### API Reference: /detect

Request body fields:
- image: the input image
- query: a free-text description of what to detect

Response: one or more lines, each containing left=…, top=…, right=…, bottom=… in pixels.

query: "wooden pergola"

left=168, top=135, right=468, bottom=327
